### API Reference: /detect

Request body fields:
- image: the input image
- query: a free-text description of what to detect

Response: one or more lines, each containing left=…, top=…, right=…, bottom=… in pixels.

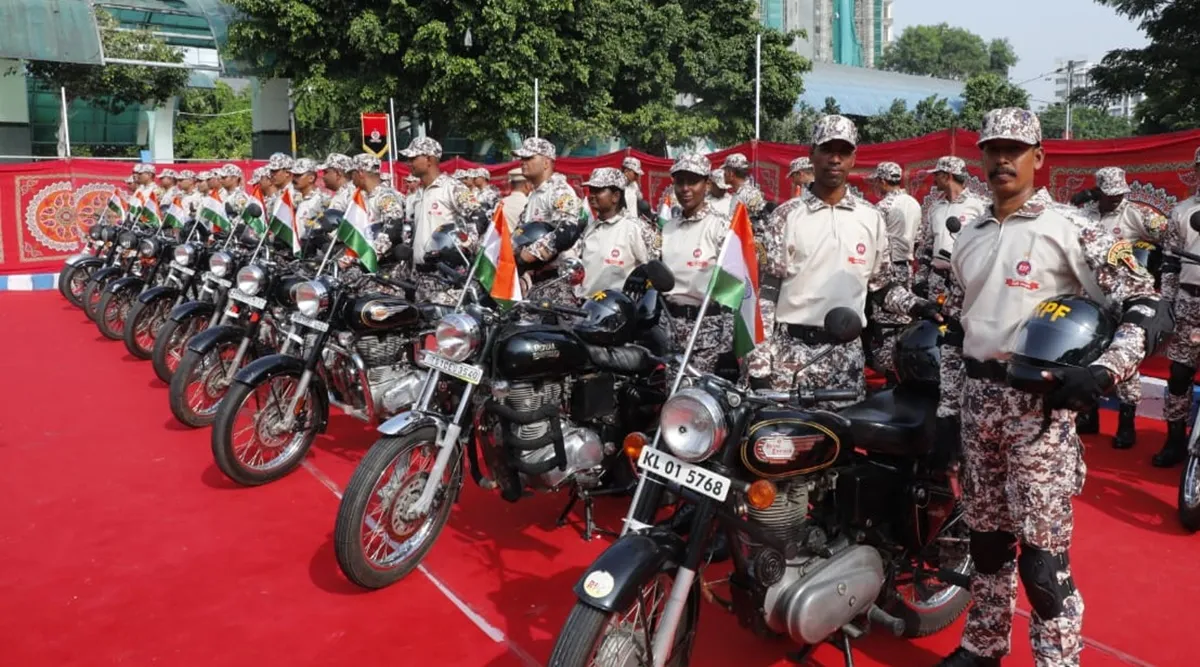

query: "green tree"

left=859, top=99, right=921, bottom=144
left=913, top=95, right=958, bottom=135
left=1037, top=102, right=1134, bottom=140
left=880, top=24, right=1018, bottom=80
left=175, top=82, right=253, bottom=159
left=763, top=102, right=820, bottom=144
left=1085, top=0, right=1200, bottom=134
left=821, top=97, right=842, bottom=115
left=959, top=72, right=1030, bottom=130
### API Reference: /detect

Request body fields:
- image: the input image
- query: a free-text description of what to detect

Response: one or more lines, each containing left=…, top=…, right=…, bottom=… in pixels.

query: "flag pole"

left=754, top=34, right=762, bottom=140
left=389, top=97, right=398, bottom=180
left=533, top=78, right=539, bottom=138
left=385, top=111, right=397, bottom=181
left=60, top=87, right=72, bottom=158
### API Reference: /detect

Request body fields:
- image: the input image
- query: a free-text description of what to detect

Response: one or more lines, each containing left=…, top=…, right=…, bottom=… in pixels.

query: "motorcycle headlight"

left=294, top=279, right=330, bottom=318
left=89, top=225, right=103, bottom=241
left=434, top=312, right=481, bottom=362
left=174, top=243, right=195, bottom=266
left=118, top=231, right=137, bottom=249
left=209, top=251, right=232, bottom=277
left=660, top=387, right=727, bottom=463
left=237, top=264, right=266, bottom=296
left=139, top=238, right=159, bottom=258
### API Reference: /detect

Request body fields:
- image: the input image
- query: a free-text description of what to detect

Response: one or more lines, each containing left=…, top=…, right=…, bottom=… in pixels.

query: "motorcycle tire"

left=152, top=314, right=208, bottom=384
left=1178, top=454, right=1200, bottom=533
left=96, top=286, right=133, bottom=341
left=169, top=342, right=244, bottom=428
left=333, top=430, right=463, bottom=589
left=883, top=508, right=973, bottom=637
left=59, top=263, right=93, bottom=308
left=123, top=297, right=170, bottom=360
left=547, top=569, right=699, bottom=667
left=82, top=275, right=112, bottom=322
left=210, top=371, right=320, bottom=486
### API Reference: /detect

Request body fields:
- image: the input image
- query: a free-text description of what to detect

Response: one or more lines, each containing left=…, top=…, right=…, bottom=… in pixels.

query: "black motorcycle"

left=82, top=225, right=146, bottom=322
left=95, top=226, right=181, bottom=341
left=548, top=310, right=972, bottom=667
left=60, top=216, right=122, bottom=307
left=331, top=260, right=677, bottom=590
left=122, top=223, right=211, bottom=359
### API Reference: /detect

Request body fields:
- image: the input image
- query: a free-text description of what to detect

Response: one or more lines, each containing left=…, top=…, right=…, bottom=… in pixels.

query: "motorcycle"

left=82, top=225, right=147, bottom=322
left=547, top=309, right=972, bottom=667
left=331, top=259, right=678, bottom=589
left=95, top=226, right=181, bottom=341
left=122, top=221, right=212, bottom=359
left=1176, top=212, right=1200, bottom=532
left=60, top=215, right=120, bottom=307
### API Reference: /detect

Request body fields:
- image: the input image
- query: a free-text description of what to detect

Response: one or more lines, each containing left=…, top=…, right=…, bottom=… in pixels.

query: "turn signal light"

left=936, top=294, right=947, bottom=306
left=746, top=480, right=777, bottom=510
left=623, top=432, right=648, bottom=460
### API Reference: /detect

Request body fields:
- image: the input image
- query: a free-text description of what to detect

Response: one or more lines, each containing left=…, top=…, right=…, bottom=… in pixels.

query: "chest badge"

left=848, top=242, right=868, bottom=266
left=856, top=243, right=866, bottom=255
left=693, top=248, right=702, bottom=258
left=1006, top=259, right=1039, bottom=290
left=1016, top=260, right=1031, bottom=276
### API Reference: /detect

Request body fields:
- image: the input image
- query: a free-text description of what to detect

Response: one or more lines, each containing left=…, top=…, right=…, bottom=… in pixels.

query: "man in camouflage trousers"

left=937, top=109, right=1162, bottom=667
left=747, top=116, right=937, bottom=408
left=867, top=161, right=923, bottom=378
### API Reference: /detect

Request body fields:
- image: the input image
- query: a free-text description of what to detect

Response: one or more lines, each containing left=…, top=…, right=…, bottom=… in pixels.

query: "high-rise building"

left=1051, top=59, right=1144, bottom=119
left=772, top=0, right=892, bottom=68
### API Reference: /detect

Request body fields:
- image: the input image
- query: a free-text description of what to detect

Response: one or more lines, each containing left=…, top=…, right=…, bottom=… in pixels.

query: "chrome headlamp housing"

left=236, top=264, right=266, bottom=296
left=117, top=231, right=137, bottom=249
left=434, top=312, right=481, bottom=362
left=209, top=251, right=232, bottom=277
left=88, top=225, right=103, bottom=241
left=139, top=237, right=161, bottom=258
left=173, top=243, right=196, bottom=266
left=659, top=387, right=727, bottom=463
left=294, top=279, right=330, bottom=318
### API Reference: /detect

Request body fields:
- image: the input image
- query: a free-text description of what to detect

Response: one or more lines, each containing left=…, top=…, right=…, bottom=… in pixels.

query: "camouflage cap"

left=1095, top=166, right=1131, bottom=196
left=159, top=168, right=179, bottom=179
left=507, top=167, right=526, bottom=182
left=977, top=107, right=1041, bottom=146
left=267, top=152, right=295, bottom=171
left=870, top=162, right=903, bottom=182
left=196, top=170, right=213, bottom=180
left=721, top=153, right=750, bottom=170
left=352, top=153, right=381, bottom=174
left=471, top=168, right=489, bottom=179
left=399, top=137, right=443, bottom=159
left=132, top=163, right=156, bottom=175
left=812, top=114, right=859, bottom=147
left=290, top=158, right=318, bottom=175
left=513, top=137, right=557, bottom=160
left=787, top=156, right=812, bottom=175
left=452, top=169, right=469, bottom=180
left=124, top=175, right=136, bottom=184
left=404, top=174, right=420, bottom=183
left=177, top=169, right=196, bottom=180
left=583, top=167, right=626, bottom=189
left=933, top=156, right=967, bottom=177
left=709, top=168, right=729, bottom=190
left=220, top=164, right=243, bottom=179
left=622, top=156, right=644, bottom=175
left=670, top=153, right=712, bottom=177
left=318, top=153, right=354, bottom=172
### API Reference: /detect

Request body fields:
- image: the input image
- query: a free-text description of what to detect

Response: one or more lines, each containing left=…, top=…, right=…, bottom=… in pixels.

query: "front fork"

left=225, top=336, right=254, bottom=383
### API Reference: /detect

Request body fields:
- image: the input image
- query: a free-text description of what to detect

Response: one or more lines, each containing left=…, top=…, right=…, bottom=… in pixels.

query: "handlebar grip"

left=437, top=263, right=467, bottom=286
left=808, top=389, right=860, bottom=403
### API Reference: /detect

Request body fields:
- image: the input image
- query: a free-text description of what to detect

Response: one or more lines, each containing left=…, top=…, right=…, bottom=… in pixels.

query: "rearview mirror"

left=1189, top=211, right=1200, bottom=233
left=824, top=307, right=863, bottom=343
left=559, top=257, right=585, bottom=286
left=642, top=260, right=676, bottom=293
left=945, top=216, right=961, bottom=234
left=243, top=202, right=263, bottom=220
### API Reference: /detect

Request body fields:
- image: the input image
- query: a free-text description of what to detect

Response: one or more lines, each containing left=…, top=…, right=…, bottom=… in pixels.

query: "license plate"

left=637, top=447, right=731, bottom=502
left=229, top=289, right=267, bottom=310
left=210, top=276, right=232, bottom=289
left=291, top=312, right=330, bottom=332
left=172, top=263, right=195, bottom=276
left=418, top=352, right=483, bottom=385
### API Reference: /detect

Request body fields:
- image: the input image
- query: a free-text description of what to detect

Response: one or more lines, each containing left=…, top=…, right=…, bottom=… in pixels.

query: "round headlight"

left=118, top=231, right=137, bottom=249
left=139, top=238, right=159, bottom=258
left=174, top=243, right=195, bottom=266
left=660, top=387, right=727, bottom=463
left=434, top=313, right=481, bottom=362
left=89, top=225, right=103, bottom=241
left=209, top=251, right=232, bottom=277
left=294, top=279, right=330, bottom=318
left=237, top=264, right=266, bottom=296
left=101, top=226, right=116, bottom=243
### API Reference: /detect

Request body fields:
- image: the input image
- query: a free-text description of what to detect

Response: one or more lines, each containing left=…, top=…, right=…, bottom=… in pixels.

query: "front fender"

left=377, top=410, right=447, bottom=438
left=64, top=254, right=102, bottom=268
left=90, top=266, right=125, bottom=286
left=572, top=530, right=686, bottom=612
left=186, top=324, right=246, bottom=356
left=136, top=284, right=179, bottom=306
left=106, top=275, right=145, bottom=295
left=234, top=354, right=329, bottom=432
left=168, top=299, right=215, bottom=324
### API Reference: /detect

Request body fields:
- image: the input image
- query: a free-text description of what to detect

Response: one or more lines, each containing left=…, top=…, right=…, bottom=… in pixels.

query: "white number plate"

left=637, top=448, right=731, bottom=502
left=229, top=289, right=267, bottom=310
left=203, top=273, right=231, bottom=288
left=172, top=263, right=195, bottom=276
left=418, top=352, right=483, bottom=385
left=291, top=312, right=330, bottom=332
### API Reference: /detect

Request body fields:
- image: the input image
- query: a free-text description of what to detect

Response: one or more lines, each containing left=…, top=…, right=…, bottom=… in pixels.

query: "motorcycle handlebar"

left=754, top=388, right=860, bottom=405
left=369, top=273, right=418, bottom=293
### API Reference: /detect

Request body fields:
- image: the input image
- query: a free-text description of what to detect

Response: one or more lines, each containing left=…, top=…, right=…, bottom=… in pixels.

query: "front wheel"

left=548, top=570, right=699, bottom=667
left=210, top=371, right=322, bottom=486
left=123, top=296, right=172, bottom=359
left=97, top=286, right=134, bottom=340
left=884, top=506, right=973, bottom=637
left=1178, top=454, right=1200, bottom=533
left=152, top=314, right=209, bottom=384
left=59, top=263, right=93, bottom=307
left=169, top=341, right=246, bottom=428
left=334, top=430, right=463, bottom=589
left=82, top=274, right=113, bottom=322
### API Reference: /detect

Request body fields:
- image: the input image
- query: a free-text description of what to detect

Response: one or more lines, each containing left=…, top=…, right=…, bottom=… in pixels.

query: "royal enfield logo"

left=530, top=342, right=560, bottom=361
left=754, top=434, right=823, bottom=463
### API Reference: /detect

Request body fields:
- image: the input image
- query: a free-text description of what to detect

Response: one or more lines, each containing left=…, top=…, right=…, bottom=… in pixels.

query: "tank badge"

left=754, top=434, right=822, bottom=463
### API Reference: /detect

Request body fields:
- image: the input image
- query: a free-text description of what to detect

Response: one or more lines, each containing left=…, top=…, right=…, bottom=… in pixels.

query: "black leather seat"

left=836, top=386, right=936, bottom=457
left=586, top=344, right=658, bottom=375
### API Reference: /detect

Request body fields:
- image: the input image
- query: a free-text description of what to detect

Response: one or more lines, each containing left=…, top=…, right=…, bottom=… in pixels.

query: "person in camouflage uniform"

left=915, top=156, right=987, bottom=302
left=787, top=156, right=814, bottom=199
left=937, top=108, right=1162, bottom=667
left=866, top=161, right=924, bottom=378
left=290, top=158, right=329, bottom=242
left=319, top=154, right=357, bottom=213
left=266, top=152, right=295, bottom=210
left=1153, top=147, right=1200, bottom=467
left=205, top=169, right=224, bottom=202
left=747, top=116, right=935, bottom=408
left=471, top=168, right=500, bottom=214
left=621, top=156, right=645, bottom=214
left=563, top=167, right=658, bottom=300
left=514, top=137, right=585, bottom=305
left=158, top=168, right=179, bottom=209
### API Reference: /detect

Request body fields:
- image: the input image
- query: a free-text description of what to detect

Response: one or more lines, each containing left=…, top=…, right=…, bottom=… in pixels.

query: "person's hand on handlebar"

left=909, top=299, right=944, bottom=323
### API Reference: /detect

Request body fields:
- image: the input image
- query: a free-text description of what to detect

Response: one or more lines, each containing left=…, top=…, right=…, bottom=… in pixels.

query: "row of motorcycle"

left=57, top=203, right=975, bottom=667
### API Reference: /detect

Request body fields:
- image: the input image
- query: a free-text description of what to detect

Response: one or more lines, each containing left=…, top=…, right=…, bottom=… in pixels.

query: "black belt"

left=666, top=301, right=727, bottom=320
left=965, top=358, right=1007, bottom=381
left=785, top=324, right=844, bottom=346
left=1181, top=284, right=1200, bottom=297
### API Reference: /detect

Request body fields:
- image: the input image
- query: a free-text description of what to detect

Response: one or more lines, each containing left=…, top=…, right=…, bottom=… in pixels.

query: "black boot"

left=934, top=647, right=1001, bottom=666
left=1075, top=405, right=1100, bottom=435
left=1112, top=403, right=1137, bottom=449
left=1153, top=419, right=1189, bottom=468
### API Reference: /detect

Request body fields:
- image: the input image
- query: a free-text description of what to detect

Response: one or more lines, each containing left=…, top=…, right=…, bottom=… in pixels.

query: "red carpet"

left=0, top=292, right=1194, bottom=667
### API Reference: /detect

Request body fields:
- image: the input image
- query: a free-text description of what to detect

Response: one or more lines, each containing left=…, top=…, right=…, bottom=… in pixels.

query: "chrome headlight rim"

left=236, top=264, right=267, bottom=296
left=434, top=312, right=481, bottom=362
left=209, top=251, right=232, bottom=277
left=139, top=238, right=159, bottom=258
left=173, top=243, right=195, bottom=267
left=294, top=279, right=330, bottom=318
left=660, top=387, right=727, bottom=463
left=117, top=231, right=137, bottom=249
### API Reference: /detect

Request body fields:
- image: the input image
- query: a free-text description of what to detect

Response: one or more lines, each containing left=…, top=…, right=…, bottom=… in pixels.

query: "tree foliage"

left=24, top=10, right=189, bottom=112
left=1085, top=0, right=1200, bottom=134
left=1037, top=102, right=1134, bottom=140
left=175, top=82, right=253, bottom=159
left=879, top=23, right=1018, bottom=81
left=958, top=73, right=1030, bottom=130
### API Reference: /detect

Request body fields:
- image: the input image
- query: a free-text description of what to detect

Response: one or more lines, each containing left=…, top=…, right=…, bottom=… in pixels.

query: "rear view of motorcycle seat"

left=585, top=344, right=658, bottom=375
left=836, top=386, right=936, bottom=457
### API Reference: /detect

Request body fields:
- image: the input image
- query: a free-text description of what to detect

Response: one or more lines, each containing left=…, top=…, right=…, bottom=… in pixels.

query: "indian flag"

left=473, top=206, right=522, bottom=309
left=269, top=188, right=301, bottom=253
left=106, top=191, right=127, bottom=218
left=656, top=199, right=671, bottom=229
left=243, top=187, right=267, bottom=236
left=200, top=190, right=228, bottom=232
left=579, top=201, right=595, bottom=226
left=140, top=192, right=162, bottom=228
left=705, top=202, right=764, bottom=359
left=163, top=196, right=186, bottom=229
left=129, top=190, right=145, bottom=220
left=336, top=189, right=379, bottom=273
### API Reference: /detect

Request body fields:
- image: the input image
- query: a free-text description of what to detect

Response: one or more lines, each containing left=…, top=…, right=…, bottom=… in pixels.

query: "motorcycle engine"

left=503, top=382, right=604, bottom=490
left=324, top=335, right=425, bottom=417
left=743, top=478, right=885, bottom=646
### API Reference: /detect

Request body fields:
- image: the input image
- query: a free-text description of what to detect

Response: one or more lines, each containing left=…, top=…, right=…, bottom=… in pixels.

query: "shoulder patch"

left=553, top=193, right=576, bottom=212
left=1107, top=239, right=1148, bottom=275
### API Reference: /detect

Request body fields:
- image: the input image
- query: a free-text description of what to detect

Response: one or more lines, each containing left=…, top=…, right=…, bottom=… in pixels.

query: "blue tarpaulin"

left=799, top=62, right=967, bottom=117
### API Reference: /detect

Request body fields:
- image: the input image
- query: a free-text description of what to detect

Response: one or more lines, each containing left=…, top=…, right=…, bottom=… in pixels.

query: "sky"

left=891, top=0, right=1149, bottom=107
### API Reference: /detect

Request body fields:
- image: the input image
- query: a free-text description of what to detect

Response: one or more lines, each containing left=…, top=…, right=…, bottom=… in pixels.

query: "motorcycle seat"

left=586, top=344, right=658, bottom=376
left=837, top=386, right=935, bottom=457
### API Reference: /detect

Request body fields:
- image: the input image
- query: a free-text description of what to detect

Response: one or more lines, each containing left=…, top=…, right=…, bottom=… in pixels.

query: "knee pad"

left=969, top=530, right=1017, bottom=575
left=1017, top=546, right=1076, bottom=620
left=1168, top=362, right=1195, bottom=396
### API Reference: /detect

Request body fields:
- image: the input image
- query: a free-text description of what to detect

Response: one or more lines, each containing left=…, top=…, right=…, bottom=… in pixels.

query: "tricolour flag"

left=129, top=190, right=145, bottom=221
left=705, top=202, right=764, bottom=360
left=106, top=191, right=127, bottom=218
left=243, top=187, right=267, bottom=236
left=200, top=191, right=228, bottom=232
left=579, top=201, right=595, bottom=227
left=163, top=196, right=186, bottom=229
left=656, top=199, right=671, bottom=230
left=269, top=188, right=301, bottom=253
left=336, top=189, right=379, bottom=273
left=140, top=192, right=162, bottom=228
left=473, top=206, right=522, bottom=309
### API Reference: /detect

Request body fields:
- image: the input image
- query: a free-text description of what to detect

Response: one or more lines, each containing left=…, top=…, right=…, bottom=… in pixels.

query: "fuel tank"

left=493, top=325, right=593, bottom=381
left=741, top=409, right=851, bottom=479
left=348, top=295, right=421, bottom=332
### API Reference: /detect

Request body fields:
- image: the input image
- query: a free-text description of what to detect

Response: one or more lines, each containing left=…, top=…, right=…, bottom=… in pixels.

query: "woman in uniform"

left=567, top=167, right=658, bottom=300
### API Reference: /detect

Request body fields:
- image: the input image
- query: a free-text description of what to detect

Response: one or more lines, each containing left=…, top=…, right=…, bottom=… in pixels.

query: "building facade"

left=1052, top=59, right=1145, bottom=119
left=767, top=0, right=893, bottom=68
